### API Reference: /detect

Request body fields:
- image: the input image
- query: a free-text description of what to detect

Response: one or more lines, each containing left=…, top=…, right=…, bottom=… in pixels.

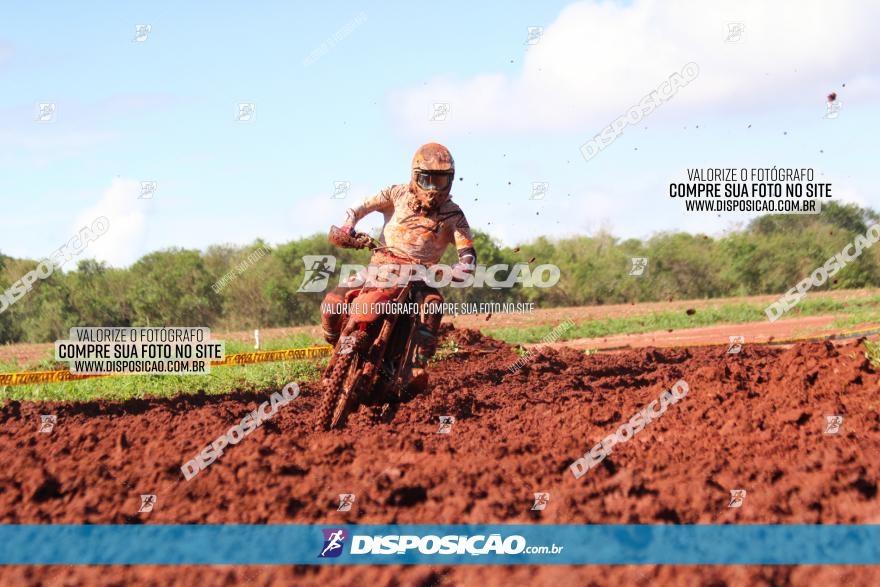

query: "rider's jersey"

left=344, top=184, right=475, bottom=266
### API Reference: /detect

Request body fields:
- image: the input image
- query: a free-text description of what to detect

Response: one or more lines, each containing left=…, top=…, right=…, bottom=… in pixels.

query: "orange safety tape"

left=0, top=346, right=333, bottom=387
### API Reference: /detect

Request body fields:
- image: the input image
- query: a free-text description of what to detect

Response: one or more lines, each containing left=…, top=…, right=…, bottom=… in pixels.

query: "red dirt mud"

left=1, top=327, right=878, bottom=585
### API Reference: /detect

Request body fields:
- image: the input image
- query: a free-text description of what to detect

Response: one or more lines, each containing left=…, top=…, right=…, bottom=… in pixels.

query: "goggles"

left=415, top=171, right=453, bottom=191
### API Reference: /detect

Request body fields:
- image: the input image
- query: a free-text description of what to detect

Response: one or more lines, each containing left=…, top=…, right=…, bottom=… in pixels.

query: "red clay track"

left=1, top=327, right=878, bottom=585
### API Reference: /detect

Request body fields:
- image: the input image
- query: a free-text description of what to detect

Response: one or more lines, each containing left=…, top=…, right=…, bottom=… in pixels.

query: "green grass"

left=0, top=332, right=326, bottom=374
left=222, top=332, right=324, bottom=354
left=828, top=297, right=880, bottom=329
left=3, top=295, right=878, bottom=402
left=431, top=339, right=460, bottom=362
left=0, top=332, right=328, bottom=403
left=0, top=359, right=327, bottom=402
left=484, top=295, right=880, bottom=345
left=864, top=340, right=880, bottom=368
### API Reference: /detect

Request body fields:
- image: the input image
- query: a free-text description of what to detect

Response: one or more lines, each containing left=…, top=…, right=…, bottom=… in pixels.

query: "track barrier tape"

left=0, top=345, right=333, bottom=387
left=3, top=325, right=879, bottom=386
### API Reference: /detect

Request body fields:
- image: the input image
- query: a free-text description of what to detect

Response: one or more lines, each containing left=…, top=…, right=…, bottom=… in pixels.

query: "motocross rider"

left=321, top=143, right=477, bottom=380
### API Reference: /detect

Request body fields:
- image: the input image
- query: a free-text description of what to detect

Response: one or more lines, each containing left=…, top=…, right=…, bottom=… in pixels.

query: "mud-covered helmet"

left=409, top=142, right=455, bottom=211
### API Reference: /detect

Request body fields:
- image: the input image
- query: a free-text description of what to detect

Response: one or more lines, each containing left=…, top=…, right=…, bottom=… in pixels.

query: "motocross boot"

left=409, top=324, right=439, bottom=393
left=408, top=289, right=442, bottom=393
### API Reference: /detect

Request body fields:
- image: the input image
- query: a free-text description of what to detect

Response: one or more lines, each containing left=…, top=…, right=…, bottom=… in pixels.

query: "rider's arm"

left=343, top=186, right=396, bottom=231
left=453, top=211, right=477, bottom=271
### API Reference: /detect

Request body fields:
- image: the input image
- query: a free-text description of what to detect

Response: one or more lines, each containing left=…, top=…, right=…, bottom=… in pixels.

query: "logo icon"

left=319, top=528, right=348, bottom=558
left=338, top=335, right=356, bottom=356
left=525, top=26, right=544, bottom=45
left=236, top=102, right=256, bottom=123
left=824, top=99, right=841, bottom=120
left=430, top=102, right=450, bottom=122
left=133, top=24, right=152, bottom=43
left=727, top=335, right=745, bottom=354
left=531, top=492, right=550, bottom=511
left=139, top=181, right=157, bottom=200
left=725, top=23, right=744, bottom=43
left=824, top=415, right=843, bottom=434
left=38, top=415, right=57, bottom=433
left=629, top=257, right=649, bottom=276
left=337, top=493, right=356, bottom=512
left=437, top=415, right=456, bottom=434
left=331, top=181, right=351, bottom=199
left=530, top=182, right=549, bottom=201
left=35, top=102, right=57, bottom=123
left=298, top=255, right=337, bottom=292
left=728, top=489, right=746, bottom=508
left=138, top=494, right=157, bottom=513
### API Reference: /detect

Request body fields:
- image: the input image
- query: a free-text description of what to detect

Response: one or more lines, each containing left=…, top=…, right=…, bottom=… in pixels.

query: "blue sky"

left=1, top=0, right=878, bottom=267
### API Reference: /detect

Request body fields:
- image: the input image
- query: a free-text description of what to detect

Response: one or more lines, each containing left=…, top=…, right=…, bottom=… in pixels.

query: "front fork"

left=323, top=285, right=432, bottom=398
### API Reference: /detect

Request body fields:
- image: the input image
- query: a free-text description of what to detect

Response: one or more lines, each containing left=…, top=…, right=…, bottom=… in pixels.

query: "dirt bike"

left=318, top=225, right=437, bottom=430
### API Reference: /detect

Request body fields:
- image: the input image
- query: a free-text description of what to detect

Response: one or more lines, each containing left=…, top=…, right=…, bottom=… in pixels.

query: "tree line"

left=1, top=202, right=878, bottom=343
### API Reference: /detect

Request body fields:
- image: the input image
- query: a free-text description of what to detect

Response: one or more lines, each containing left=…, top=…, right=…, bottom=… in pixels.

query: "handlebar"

left=328, top=226, right=423, bottom=265
left=328, top=225, right=373, bottom=250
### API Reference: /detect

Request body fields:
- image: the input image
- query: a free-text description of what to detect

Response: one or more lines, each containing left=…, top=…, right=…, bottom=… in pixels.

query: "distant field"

left=1, top=289, right=878, bottom=402
left=481, top=291, right=880, bottom=344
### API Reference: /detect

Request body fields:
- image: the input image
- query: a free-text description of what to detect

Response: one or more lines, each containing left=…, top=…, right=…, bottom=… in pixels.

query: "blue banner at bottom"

left=0, top=525, right=878, bottom=565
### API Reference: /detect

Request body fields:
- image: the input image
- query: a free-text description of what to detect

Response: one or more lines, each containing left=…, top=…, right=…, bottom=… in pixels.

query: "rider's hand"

left=450, top=262, right=474, bottom=283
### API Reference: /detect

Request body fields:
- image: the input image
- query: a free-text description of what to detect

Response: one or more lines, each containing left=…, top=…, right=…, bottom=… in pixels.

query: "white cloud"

left=73, top=178, right=149, bottom=267
left=390, top=0, right=880, bottom=136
